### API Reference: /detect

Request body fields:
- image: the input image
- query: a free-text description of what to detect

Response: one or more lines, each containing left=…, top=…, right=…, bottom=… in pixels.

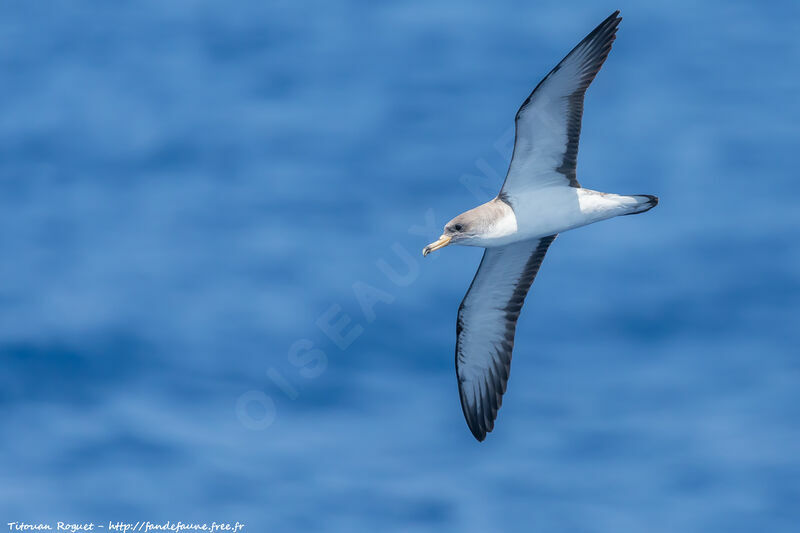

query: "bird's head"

left=422, top=214, right=475, bottom=256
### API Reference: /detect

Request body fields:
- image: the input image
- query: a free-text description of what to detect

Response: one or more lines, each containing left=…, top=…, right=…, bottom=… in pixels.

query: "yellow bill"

left=422, top=235, right=451, bottom=256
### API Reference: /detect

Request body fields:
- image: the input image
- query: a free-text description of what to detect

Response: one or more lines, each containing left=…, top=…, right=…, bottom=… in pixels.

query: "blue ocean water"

left=1, top=1, right=799, bottom=531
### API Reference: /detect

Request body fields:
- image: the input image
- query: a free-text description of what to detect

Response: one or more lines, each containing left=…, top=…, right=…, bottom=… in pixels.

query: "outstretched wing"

left=500, top=11, right=621, bottom=197
left=456, top=236, right=556, bottom=441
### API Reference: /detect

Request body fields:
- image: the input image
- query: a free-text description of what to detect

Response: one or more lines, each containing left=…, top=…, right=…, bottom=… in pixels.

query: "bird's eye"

left=454, top=224, right=463, bottom=231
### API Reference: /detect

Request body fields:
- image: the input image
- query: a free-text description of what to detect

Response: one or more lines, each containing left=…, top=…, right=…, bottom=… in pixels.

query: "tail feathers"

left=622, top=194, right=659, bottom=216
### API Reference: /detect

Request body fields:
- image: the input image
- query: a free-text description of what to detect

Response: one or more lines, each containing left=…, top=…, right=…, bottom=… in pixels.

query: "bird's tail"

left=620, top=194, right=659, bottom=216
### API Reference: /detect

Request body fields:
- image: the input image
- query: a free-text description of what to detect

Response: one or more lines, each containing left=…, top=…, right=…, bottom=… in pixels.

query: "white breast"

left=505, top=187, right=632, bottom=243
left=508, top=187, right=583, bottom=240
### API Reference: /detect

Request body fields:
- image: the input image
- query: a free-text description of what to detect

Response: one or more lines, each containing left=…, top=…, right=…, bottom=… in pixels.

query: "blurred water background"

left=1, top=1, right=799, bottom=531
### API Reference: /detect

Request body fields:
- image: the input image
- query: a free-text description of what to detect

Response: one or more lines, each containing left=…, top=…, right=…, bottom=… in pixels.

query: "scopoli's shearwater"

left=423, top=11, right=658, bottom=441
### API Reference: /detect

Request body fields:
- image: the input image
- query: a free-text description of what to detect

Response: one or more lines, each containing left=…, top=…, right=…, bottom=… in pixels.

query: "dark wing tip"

left=471, top=425, right=488, bottom=442
left=459, top=366, right=507, bottom=442
left=460, top=397, right=489, bottom=442
left=458, top=378, right=498, bottom=442
left=601, top=10, right=622, bottom=30
left=574, top=10, right=622, bottom=56
left=515, top=11, right=622, bottom=122
left=581, top=10, right=623, bottom=60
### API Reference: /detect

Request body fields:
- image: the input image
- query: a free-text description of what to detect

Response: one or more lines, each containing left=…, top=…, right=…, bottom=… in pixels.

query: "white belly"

left=481, top=187, right=635, bottom=246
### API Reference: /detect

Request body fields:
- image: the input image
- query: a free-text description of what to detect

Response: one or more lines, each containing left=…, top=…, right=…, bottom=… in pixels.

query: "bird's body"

left=423, top=11, right=658, bottom=441
left=453, top=188, right=656, bottom=248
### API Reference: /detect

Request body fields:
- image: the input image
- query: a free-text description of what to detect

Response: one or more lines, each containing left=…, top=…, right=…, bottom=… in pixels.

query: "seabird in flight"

left=423, top=11, right=658, bottom=441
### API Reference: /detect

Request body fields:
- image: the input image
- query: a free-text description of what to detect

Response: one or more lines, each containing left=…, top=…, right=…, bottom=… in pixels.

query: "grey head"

left=422, top=204, right=499, bottom=256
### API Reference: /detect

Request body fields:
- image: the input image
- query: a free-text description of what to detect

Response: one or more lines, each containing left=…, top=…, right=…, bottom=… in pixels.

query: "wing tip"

left=471, top=428, right=488, bottom=442
left=467, top=415, right=492, bottom=442
left=593, top=10, right=623, bottom=44
left=459, top=386, right=494, bottom=442
left=588, top=11, right=623, bottom=47
left=606, top=10, right=622, bottom=27
left=515, top=10, right=623, bottom=121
